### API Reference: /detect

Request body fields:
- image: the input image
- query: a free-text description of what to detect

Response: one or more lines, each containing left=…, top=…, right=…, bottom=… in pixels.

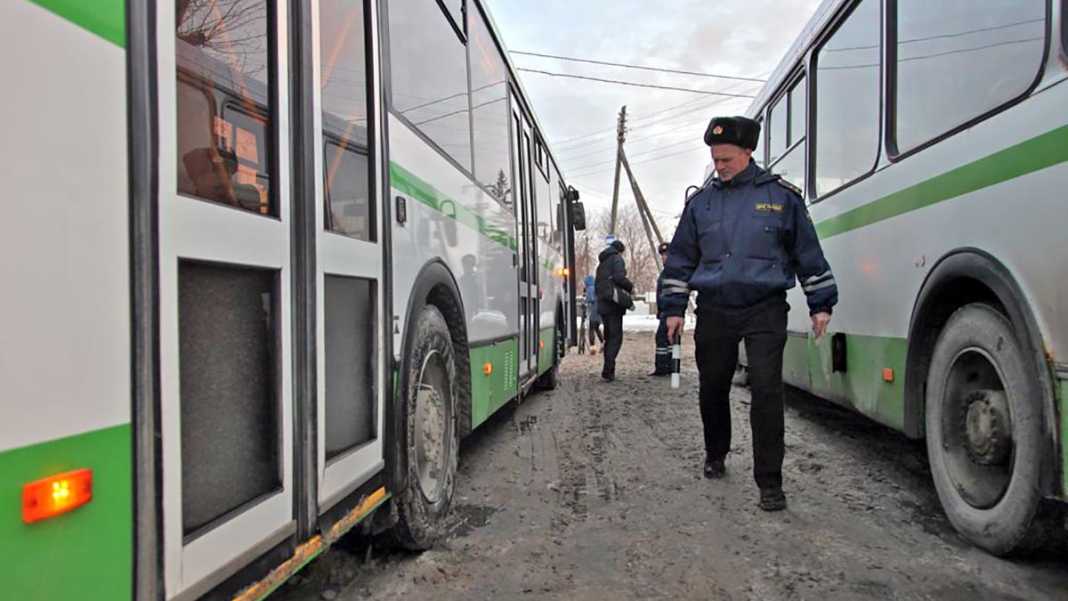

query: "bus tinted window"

left=387, top=1, right=473, bottom=170
left=814, top=0, right=880, bottom=196
left=768, top=97, right=788, bottom=164
left=320, top=0, right=373, bottom=241
left=469, top=9, right=511, bottom=205
left=894, top=0, right=1045, bottom=153
left=176, top=0, right=273, bottom=216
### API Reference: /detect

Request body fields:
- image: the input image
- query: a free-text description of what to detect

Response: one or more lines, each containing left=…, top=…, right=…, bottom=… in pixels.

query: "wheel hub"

left=962, top=390, right=1011, bottom=466
left=414, top=351, right=449, bottom=504
left=939, top=348, right=1014, bottom=510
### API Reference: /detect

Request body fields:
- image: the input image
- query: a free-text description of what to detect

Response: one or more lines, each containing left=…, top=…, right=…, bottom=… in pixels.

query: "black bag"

left=610, top=285, right=634, bottom=311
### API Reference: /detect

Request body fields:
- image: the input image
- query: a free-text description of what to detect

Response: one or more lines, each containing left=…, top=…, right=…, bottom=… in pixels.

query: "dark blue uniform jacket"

left=660, top=161, right=838, bottom=317
left=655, top=271, right=665, bottom=319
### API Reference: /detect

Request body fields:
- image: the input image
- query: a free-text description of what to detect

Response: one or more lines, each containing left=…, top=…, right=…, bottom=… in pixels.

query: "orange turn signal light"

left=882, top=368, right=895, bottom=383
left=23, top=468, right=93, bottom=524
left=482, top=362, right=493, bottom=376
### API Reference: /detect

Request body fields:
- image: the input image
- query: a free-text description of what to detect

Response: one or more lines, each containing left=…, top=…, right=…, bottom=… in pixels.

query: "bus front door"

left=512, top=105, right=539, bottom=384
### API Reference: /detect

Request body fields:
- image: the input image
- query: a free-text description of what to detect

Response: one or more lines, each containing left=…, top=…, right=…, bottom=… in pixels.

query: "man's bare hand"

left=811, top=312, right=832, bottom=339
left=666, top=316, right=685, bottom=341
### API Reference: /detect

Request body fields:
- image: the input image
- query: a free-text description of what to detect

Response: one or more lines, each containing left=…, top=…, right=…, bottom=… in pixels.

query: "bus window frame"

left=766, top=68, right=808, bottom=198
left=1062, top=0, right=1068, bottom=61
left=380, top=0, right=473, bottom=173
left=319, top=0, right=378, bottom=242
left=809, top=0, right=884, bottom=205
left=174, top=4, right=280, bottom=221
left=753, top=114, right=766, bottom=168
left=534, top=135, right=550, bottom=182
left=381, top=0, right=551, bottom=210
left=885, top=0, right=1051, bottom=162
left=437, top=0, right=467, bottom=43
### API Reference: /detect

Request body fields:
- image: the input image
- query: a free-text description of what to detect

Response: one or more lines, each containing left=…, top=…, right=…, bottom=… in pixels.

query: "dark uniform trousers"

left=601, top=310, right=625, bottom=377
left=654, top=318, right=671, bottom=373
left=694, top=294, right=788, bottom=491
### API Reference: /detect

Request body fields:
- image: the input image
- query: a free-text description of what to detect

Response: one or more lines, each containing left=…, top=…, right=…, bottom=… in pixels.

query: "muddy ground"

left=275, top=331, right=1068, bottom=601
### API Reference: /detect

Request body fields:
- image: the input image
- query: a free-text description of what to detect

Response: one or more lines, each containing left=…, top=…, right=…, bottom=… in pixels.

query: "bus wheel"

left=535, top=320, right=564, bottom=391
left=925, top=303, right=1045, bottom=555
left=393, top=305, right=458, bottom=550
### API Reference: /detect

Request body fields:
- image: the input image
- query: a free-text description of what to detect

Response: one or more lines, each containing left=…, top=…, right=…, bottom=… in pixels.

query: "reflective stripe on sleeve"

left=803, top=278, right=836, bottom=292
left=804, top=271, right=832, bottom=285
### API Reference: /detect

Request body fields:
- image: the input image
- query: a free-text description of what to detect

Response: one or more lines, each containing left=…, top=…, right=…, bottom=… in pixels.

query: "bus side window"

left=813, top=0, right=880, bottom=197
left=753, top=115, right=765, bottom=168
left=387, top=0, right=473, bottom=171
left=893, top=0, right=1045, bottom=153
left=768, top=76, right=807, bottom=194
left=320, top=0, right=373, bottom=241
left=768, top=96, right=787, bottom=165
left=469, top=5, right=511, bottom=206
left=175, top=0, right=274, bottom=216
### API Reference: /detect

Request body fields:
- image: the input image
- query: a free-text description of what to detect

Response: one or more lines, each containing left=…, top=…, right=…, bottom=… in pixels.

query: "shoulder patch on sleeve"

left=753, top=172, right=779, bottom=186
left=774, top=178, right=803, bottom=198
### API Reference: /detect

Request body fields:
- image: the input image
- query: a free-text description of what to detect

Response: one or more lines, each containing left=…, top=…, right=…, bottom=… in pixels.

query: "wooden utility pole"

left=609, top=105, right=626, bottom=235
left=620, top=151, right=665, bottom=270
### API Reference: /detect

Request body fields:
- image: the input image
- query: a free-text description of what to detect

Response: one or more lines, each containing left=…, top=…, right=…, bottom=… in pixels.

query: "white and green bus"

left=0, top=1, right=586, bottom=599
left=742, top=0, right=1068, bottom=554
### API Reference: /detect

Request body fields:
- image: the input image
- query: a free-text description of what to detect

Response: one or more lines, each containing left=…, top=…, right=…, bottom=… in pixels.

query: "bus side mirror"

left=570, top=201, right=586, bottom=231
left=566, top=186, right=580, bottom=202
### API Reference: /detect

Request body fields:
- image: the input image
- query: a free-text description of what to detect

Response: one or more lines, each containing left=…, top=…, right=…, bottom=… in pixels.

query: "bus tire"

left=391, top=304, right=459, bottom=550
left=535, top=319, right=563, bottom=391
left=925, top=303, right=1045, bottom=555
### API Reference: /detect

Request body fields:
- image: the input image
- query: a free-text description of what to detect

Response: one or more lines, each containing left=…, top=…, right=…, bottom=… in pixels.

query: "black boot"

left=703, top=457, right=725, bottom=479
left=758, top=488, right=787, bottom=511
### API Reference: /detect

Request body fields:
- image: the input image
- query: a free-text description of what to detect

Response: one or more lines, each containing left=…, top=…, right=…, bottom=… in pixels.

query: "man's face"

left=711, top=144, right=752, bottom=182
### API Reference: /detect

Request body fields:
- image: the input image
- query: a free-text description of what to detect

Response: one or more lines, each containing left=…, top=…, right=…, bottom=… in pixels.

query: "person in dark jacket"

left=583, top=277, right=604, bottom=353
left=661, top=115, right=838, bottom=511
left=650, top=242, right=672, bottom=376
left=595, top=239, right=633, bottom=381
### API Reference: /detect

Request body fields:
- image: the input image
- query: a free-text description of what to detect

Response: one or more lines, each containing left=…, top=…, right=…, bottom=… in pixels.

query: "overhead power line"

left=569, top=143, right=706, bottom=179
left=549, top=75, right=763, bottom=148
left=511, top=50, right=768, bottom=83
left=516, top=68, right=757, bottom=98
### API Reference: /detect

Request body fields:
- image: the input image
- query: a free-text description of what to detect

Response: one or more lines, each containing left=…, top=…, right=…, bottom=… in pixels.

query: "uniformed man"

left=660, top=116, right=838, bottom=511
left=650, top=242, right=672, bottom=377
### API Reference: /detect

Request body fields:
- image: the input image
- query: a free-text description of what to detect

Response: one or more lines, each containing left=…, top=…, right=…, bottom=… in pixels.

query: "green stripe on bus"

left=469, top=337, right=519, bottom=427
left=29, top=0, right=126, bottom=47
left=389, top=162, right=519, bottom=251
left=0, top=423, right=133, bottom=600
left=816, top=124, right=1068, bottom=239
left=784, top=333, right=907, bottom=431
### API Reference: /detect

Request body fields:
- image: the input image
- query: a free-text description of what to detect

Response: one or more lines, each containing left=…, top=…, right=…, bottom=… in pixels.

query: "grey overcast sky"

left=483, top=0, right=823, bottom=227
